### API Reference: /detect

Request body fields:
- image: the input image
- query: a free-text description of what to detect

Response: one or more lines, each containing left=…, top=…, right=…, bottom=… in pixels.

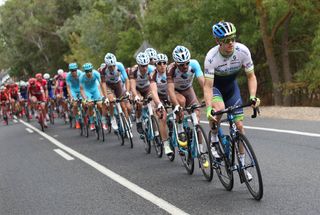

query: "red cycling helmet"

left=35, top=73, right=43, bottom=79
left=29, top=78, right=37, bottom=85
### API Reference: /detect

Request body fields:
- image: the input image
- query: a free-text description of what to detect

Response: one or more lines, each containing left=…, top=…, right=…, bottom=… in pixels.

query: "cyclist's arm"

left=191, top=59, right=205, bottom=88
left=66, top=84, right=72, bottom=99
left=80, top=85, right=87, bottom=100
left=203, top=78, right=214, bottom=108
left=246, top=71, right=257, bottom=98
left=129, top=79, right=138, bottom=98
left=125, top=78, right=130, bottom=92
left=100, top=81, right=108, bottom=97
left=167, top=82, right=178, bottom=106
left=150, top=82, right=161, bottom=106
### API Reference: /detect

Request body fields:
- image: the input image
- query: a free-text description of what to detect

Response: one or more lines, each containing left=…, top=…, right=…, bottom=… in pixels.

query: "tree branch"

left=271, top=10, right=293, bottom=41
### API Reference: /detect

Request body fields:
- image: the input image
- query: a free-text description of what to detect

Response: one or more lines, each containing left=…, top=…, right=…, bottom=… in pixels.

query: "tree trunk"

left=281, top=12, right=293, bottom=106
left=256, top=0, right=282, bottom=105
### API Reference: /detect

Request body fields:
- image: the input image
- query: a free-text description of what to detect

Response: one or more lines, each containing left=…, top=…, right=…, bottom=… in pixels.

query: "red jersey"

left=28, top=82, right=44, bottom=96
left=9, top=84, right=19, bottom=97
left=37, top=79, right=47, bottom=89
left=0, top=90, right=9, bottom=101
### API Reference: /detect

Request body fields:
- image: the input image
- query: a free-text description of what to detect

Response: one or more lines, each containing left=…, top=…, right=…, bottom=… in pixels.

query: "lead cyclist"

left=203, top=21, right=261, bottom=180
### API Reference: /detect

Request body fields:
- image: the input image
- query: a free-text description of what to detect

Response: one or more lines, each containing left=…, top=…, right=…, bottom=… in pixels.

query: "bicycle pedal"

left=178, top=150, right=185, bottom=156
left=140, top=134, right=145, bottom=140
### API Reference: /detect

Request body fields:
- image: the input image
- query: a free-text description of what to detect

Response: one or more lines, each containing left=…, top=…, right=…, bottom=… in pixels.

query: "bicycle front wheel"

left=151, top=116, right=163, bottom=158
left=180, top=132, right=194, bottom=175
left=196, top=125, right=213, bottom=182
left=236, top=133, right=263, bottom=200
left=209, top=130, right=234, bottom=191
left=121, top=114, right=133, bottom=148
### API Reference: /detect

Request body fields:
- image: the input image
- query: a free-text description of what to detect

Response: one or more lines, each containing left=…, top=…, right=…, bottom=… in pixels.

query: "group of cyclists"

left=1, top=21, right=261, bottom=189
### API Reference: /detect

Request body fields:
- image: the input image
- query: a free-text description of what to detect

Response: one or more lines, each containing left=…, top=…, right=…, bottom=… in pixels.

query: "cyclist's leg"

left=135, top=90, right=143, bottom=134
left=208, top=87, right=225, bottom=158
left=174, top=90, right=188, bottom=146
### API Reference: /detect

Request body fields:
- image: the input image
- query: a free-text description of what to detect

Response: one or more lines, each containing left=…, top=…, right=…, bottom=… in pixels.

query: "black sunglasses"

left=177, top=61, right=190, bottom=67
left=140, top=65, right=148, bottom=68
left=85, top=70, right=92, bottom=73
left=157, top=61, right=167, bottom=66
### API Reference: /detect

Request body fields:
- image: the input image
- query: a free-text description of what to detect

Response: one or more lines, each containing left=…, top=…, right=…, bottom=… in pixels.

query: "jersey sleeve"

left=148, top=65, right=156, bottom=74
left=117, top=62, right=128, bottom=80
left=129, top=67, right=137, bottom=80
left=66, top=73, right=72, bottom=86
left=166, top=63, right=176, bottom=83
left=94, top=70, right=101, bottom=83
left=190, top=59, right=203, bottom=78
left=204, top=52, right=215, bottom=80
left=149, top=70, right=157, bottom=83
left=241, top=45, right=254, bottom=73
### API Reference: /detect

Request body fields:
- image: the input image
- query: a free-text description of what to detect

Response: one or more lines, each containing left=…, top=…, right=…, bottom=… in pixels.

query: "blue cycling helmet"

left=82, top=63, right=93, bottom=71
left=136, top=52, right=150, bottom=65
left=68, top=63, right=78, bottom=70
left=212, top=21, right=236, bottom=39
left=172, top=45, right=190, bottom=63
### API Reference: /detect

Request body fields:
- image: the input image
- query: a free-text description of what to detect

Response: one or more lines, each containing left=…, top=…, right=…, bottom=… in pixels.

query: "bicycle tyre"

left=49, top=109, right=54, bottom=125
left=121, top=114, right=133, bottom=148
left=167, top=141, right=175, bottom=161
left=98, top=114, right=105, bottom=142
left=116, top=115, right=125, bottom=145
left=84, top=115, right=89, bottom=138
left=236, top=133, right=263, bottom=200
left=39, top=113, right=44, bottom=132
left=25, top=105, right=30, bottom=122
left=151, top=116, right=163, bottom=158
left=180, top=132, right=194, bottom=175
left=209, top=130, right=234, bottom=191
left=196, top=125, right=213, bottom=182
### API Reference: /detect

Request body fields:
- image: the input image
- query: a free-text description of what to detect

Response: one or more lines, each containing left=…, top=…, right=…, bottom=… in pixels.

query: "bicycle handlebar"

left=211, top=101, right=260, bottom=119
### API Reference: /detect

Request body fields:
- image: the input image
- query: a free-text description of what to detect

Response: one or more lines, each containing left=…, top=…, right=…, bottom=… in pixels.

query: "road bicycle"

left=166, top=102, right=213, bottom=181
left=208, top=102, right=263, bottom=200
left=111, top=95, right=133, bottom=148
left=140, top=97, right=162, bottom=157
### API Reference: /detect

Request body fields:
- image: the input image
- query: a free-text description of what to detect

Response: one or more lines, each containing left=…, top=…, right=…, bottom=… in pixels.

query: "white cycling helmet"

left=57, top=69, right=64, bottom=75
left=172, top=45, right=191, bottom=63
left=43, top=73, right=50, bottom=80
left=104, top=53, right=117, bottom=66
left=145, top=48, right=157, bottom=60
left=136, top=52, right=150, bottom=66
left=156, top=53, right=168, bottom=63
left=100, top=63, right=106, bottom=69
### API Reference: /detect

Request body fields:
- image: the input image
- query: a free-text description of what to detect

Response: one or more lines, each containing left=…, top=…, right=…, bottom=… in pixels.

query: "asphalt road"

left=0, top=115, right=319, bottom=215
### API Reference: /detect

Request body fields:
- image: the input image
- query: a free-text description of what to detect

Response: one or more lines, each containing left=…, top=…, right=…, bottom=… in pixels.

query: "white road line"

left=13, top=119, right=18, bottom=123
left=19, top=119, right=189, bottom=215
left=200, top=120, right=320, bottom=137
left=54, top=149, right=74, bottom=161
left=25, top=128, right=34, bottom=133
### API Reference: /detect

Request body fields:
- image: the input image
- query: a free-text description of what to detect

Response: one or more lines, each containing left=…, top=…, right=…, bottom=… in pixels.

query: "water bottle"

left=221, top=135, right=230, bottom=159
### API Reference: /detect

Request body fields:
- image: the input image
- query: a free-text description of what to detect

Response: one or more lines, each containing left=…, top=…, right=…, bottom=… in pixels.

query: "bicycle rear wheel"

left=209, top=130, right=234, bottom=191
left=236, top=133, right=263, bottom=200
left=151, top=116, right=163, bottom=158
left=196, top=125, right=213, bottom=181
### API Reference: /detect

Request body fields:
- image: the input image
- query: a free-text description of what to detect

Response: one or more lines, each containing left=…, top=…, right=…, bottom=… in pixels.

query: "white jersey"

left=204, top=42, right=254, bottom=81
